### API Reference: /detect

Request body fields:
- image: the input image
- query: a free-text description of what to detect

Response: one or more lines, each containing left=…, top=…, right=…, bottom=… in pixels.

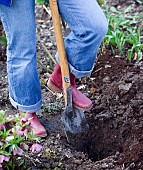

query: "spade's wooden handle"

left=49, top=0, right=71, bottom=106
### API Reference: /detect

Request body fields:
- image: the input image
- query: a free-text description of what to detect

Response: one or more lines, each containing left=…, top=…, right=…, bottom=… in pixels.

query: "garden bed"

left=0, top=0, right=143, bottom=169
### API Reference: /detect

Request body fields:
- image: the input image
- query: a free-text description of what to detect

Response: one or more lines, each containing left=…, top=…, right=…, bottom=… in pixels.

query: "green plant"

left=0, top=110, right=42, bottom=170
left=35, top=0, right=45, bottom=5
left=45, top=149, right=64, bottom=170
left=44, top=104, right=62, bottom=113
left=105, top=29, right=126, bottom=55
left=96, top=0, right=104, bottom=7
left=0, top=21, right=7, bottom=47
left=103, top=5, right=143, bottom=61
left=126, top=27, right=143, bottom=61
left=0, top=32, right=7, bottom=46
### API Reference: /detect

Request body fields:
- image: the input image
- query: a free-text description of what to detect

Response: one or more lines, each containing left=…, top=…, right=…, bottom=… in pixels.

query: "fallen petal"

left=30, top=144, right=42, bottom=152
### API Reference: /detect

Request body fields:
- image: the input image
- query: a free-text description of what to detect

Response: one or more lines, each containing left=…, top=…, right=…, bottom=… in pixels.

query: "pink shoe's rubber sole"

left=34, top=131, right=47, bottom=138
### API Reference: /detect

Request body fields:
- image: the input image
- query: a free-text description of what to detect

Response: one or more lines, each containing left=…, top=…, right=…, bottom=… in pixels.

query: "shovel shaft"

left=50, top=0, right=89, bottom=136
left=49, top=0, right=71, bottom=106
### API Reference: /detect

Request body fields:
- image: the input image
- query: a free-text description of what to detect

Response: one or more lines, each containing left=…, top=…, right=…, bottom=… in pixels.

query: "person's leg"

left=57, top=0, right=108, bottom=78
left=48, top=0, right=108, bottom=110
left=0, top=0, right=47, bottom=137
left=0, top=0, right=41, bottom=112
left=47, top=63, right=93, bottom=110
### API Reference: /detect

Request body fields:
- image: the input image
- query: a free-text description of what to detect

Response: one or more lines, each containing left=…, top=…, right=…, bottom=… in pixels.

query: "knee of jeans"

left=97, top=24, right=108, bottom=40
left=87, top=17, right=108, bottom=41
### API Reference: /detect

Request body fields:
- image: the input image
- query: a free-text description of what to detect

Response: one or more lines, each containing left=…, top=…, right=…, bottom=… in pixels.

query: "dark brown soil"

left=0, top=0, right=143, bottom=169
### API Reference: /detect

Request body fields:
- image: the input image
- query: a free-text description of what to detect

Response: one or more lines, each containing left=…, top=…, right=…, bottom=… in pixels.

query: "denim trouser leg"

left=0, top=0, right=42, bottom=112
left=55, top=0, right=108, bottom=78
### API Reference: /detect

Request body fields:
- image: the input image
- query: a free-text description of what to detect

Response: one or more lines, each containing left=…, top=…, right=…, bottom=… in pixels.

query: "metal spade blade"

left=61, top=106, right=89, bottom=134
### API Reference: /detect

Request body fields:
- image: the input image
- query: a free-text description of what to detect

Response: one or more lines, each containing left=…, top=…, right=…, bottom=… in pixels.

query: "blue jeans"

left=0, top=0, right=108, bottom=113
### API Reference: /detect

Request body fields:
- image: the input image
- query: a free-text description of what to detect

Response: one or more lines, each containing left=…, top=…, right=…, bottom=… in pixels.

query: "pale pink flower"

left=30, top=144, right=42, bottom=152
left=17, top=130, right=24, bottom=137
left=0, top=164, right=2, bottom=168
left=0, top=155, right=10, bottom=163
left=0, top=124, right=5, bottom=131
left=13, top=148, right=24, bottom=156
left=0, top=155, right=4, bottom=163
left=23, top=129, right=28, bottom=138
left=11, top=125, right=21, bottom=133
left=21, top=117, right=28, bottom=124
left=3, top=156, right=10, bottom=162
left=6, top=115, right=14, bottom=121
left=6, top=136, right=14, bottom=141
left=0, top=142, right=3, bottom=146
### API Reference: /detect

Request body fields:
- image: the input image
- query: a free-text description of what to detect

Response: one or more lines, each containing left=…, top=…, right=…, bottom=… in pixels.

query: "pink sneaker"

left=47, top=63, right=92, bottom=111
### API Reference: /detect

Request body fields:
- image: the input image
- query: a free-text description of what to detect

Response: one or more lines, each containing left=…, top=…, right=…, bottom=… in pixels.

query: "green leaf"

left=128, top=48, right=134, bottom=62
left=0, top=150, right=11, bottom=156
left=0, top=36, right=7, bottom=46
left=110, top=6, right=118, bottom=13
left=138, top=51, right=142, bottom=61
left=35, top=0, right=45, bottom=5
